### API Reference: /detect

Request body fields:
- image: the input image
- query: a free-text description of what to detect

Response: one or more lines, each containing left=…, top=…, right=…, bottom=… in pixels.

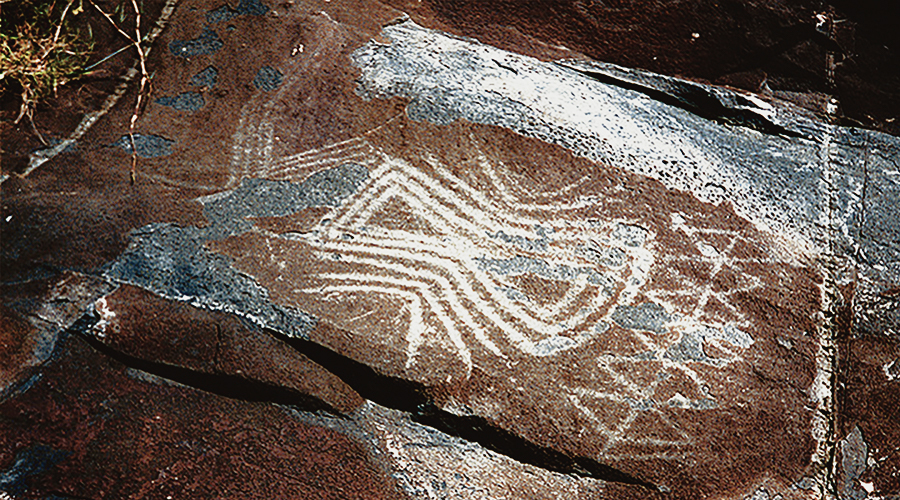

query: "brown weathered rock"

left=91, top=285, right=364, bottom=414
left=1, top=0, right=898, bottom=498
left=0, top=334, right=402, bottom=499
left=0, top=304, right=37, bottom=397
left=837, top=336, right=900, bottom=498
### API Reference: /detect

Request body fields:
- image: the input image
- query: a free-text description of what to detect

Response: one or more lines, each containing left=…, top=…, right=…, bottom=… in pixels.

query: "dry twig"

left=90, top=0, right=150, bottom=184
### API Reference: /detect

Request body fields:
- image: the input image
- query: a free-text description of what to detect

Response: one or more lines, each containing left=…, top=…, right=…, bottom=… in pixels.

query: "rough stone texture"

left=837, top=336, right=900, bottom=498
left=382, top=0, right=900, bottom=137
left=90, top=284, right=364, bottom=414
left=0, top=305, right=40, bottom=400
left=1, top=0, right=899, bottom=498
left=0, top=332, right=403, bottom=499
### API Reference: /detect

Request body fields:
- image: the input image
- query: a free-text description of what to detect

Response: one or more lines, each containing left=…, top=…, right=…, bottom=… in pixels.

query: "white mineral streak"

left=885, top=360, right=899, bottom=381
left=92, top=297, right=117, bottom=339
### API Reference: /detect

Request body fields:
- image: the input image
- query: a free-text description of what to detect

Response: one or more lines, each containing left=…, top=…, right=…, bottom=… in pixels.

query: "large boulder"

left=1, top=0, right=897, bottom=498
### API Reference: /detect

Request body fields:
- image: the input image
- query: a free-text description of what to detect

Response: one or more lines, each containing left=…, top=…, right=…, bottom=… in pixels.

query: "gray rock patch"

left=0, top=445, right=70, bottom=497
left=611, top=302, right=671, bottom=333
left=624, top=397, right=656, bottom=411
left=664, top=330, right=708, bottom=364
left=533, top=335, right=577, bottom=356
left=207, top=0, right=269, bottom=24
left=839, top=426, right=869, bottom=500
left=104, top=223, right=316, bottom=340
left=743, top=487, right=783, bottom=500
left=631, top=349, right=657, bottom=361
left=253, top=66, right=283, bottom=92
left=486, top=226, right=550, bottom=252
left=666, top=393, right=717, bottom=410
left=582, top=242, right=626, bottom=268
left=155, top=92, right=205, bottom=111
left=475, top=255, right=608, bottom=287
left=663, top=325, right=753, bottom=365
left=715, top=325, right=754, bottom=348
left=202, top=162, right=369, bottom=238
left=111, top=134, right=174, bottom=158
left=612, top=223, right=648, bottom=248
left=169, top=27, right=224, bottom=58
left=500, top=287, right=528, bottom=302
left=791, top=477, right=818, bottom=491
left=190, top=66, right=218, bottom=88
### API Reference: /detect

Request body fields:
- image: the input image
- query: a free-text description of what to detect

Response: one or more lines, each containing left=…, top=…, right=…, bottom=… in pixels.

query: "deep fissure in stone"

left=69, top=306, right=658, bottom=489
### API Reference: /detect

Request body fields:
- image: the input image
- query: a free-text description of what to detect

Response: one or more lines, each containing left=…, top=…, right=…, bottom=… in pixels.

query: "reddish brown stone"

left=0, top=304, right=37, bottom=396
left=837, top=336, right=900, bottom=497
left=0, top=272, right=115, bottom=397
left=95, top=285, right=364, bottom=414
left=0, top=334, right=402, bottom=499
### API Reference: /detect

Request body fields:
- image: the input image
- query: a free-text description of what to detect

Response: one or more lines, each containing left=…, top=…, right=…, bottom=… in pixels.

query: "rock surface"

left=1, top=0, right=898, bottom=498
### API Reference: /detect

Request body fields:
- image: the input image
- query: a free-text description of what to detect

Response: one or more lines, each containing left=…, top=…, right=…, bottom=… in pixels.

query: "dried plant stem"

left=90, top=0, right=149, bottom=184
left=2, top=0, right=178, bottom=185
left=45, top=0, right=78, bottom=58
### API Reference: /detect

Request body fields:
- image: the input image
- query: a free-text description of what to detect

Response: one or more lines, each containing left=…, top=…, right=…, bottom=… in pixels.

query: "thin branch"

left=89, top=0, right=136, bottom=43
left=89, top=0, right=149, bottom=184
left=3, top=0, right=179, bottom=185
left=46, top=0, right=78, bottom=57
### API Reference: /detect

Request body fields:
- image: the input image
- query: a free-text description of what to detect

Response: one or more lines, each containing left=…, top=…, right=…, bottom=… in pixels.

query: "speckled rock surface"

left=1, top=0, right=898, bottom=498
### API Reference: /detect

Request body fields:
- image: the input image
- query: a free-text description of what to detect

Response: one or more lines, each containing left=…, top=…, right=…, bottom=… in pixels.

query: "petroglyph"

left=6, top=0, right=900, bottom=497
left=103, top=112, right=827, bottom=477
left=208, top=134, right=806, bottom=461
left=82, top=14, right=855, bottom=494
left=289, top=145, right=649, bottom=368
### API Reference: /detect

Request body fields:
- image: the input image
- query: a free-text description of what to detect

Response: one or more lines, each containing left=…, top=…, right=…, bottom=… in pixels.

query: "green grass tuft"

left=0, top=0, right=94, bottom=124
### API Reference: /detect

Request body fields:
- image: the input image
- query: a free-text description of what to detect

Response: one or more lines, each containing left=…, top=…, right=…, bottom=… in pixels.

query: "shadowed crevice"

left=414, top=402, right=659, bottom=489
left=68, top=308, right=659, bottom=489
left=280, top=334, right=432, bottom=415
left=69, top=313, right=340, bottom=416
left=560, top=62, right=807, bottom=139
left=278, top=331, right=659, bottom=489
